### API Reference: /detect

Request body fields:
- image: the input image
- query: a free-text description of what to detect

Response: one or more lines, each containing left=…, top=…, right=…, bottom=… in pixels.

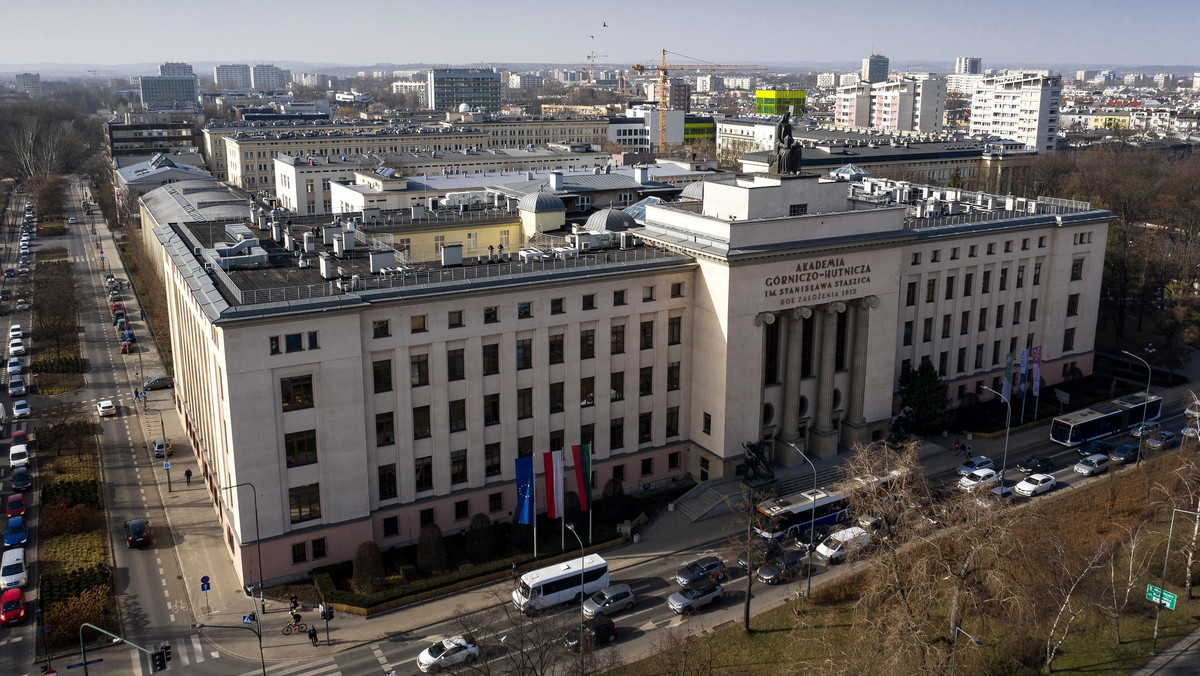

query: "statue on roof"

left=768, top=111, right=803, bottom=175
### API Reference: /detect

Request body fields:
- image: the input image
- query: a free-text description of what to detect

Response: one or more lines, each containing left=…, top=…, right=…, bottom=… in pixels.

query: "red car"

left=111, top=302, right=123, bottom=313
left=10, top=430, right=27, bottom=448
left=4, top=494, right=23, bottom=518
left=0, top=588, right=25, bottom=626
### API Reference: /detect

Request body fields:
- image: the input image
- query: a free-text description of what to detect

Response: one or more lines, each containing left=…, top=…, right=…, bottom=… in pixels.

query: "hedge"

left=41, top=563, right=110, bottom=608
left=42, top=479, right=99, bottom=508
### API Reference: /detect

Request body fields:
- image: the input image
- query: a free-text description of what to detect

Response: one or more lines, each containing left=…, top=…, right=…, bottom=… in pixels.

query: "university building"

left=139, top=170, right=1109, bottom=586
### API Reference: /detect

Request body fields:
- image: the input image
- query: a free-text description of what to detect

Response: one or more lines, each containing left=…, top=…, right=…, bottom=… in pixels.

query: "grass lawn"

left=43, top=452, right=96, bottom=482
left=37, top=372, right=86, bottom=394
left=37, top=246, right=69, bottom=261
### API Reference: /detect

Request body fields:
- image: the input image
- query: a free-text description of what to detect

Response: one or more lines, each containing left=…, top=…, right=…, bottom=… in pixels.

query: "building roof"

left=680, top=181, right=707, bottom=199
left=583, top=208, right=636, bottom=232
left=117, top=153, right=212, bottom=185
left=518, top=191, right=566, bottom=213
left=140, top=180, right=251, bottom=224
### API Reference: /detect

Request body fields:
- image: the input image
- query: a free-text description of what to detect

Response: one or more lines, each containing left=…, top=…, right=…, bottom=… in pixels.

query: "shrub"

left=41, top=563, right=110, bottom=609
left=350, top=541, right=386, bottom=595
left=41, top=532, right=105, bottom=572
left=41, top=502, right=102, bottom=537
left=416, top=523, right=447, bottom=574
left=42, top=479, right=99, bottom=508
left=30, top=351, right=83, bottom=374
left=810, top=568, right=869, bottom=605
left=44, top=585, right=111, bottom=648
left=465, top=513, right=496, bottom=564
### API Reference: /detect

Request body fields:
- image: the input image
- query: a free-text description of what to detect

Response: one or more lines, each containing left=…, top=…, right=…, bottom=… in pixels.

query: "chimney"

left=634, top=165, right=650, bottom=184
left=549, top=171, right=564, bottom=190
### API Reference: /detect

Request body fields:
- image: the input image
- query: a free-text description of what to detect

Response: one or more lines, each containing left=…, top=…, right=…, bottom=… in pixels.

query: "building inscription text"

left=763, top=257, right=872, bottom=306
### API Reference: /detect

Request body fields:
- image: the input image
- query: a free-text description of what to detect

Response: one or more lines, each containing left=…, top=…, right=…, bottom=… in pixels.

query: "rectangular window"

left=1029, top=298, right=1038, bottom=321
left=671, top=282, right=684, bottom=298
left=411, top=315, right=426, bottom=333
left=485, top=443, right=501, bottom=477
left=903, top=321, right=913, bottom=347
left=999, top=267, right=1008, bottom=291
left=951, top=247, right=960, bottom=260
left=639, top=366, right=653, bottom=396
left=610, top=417, right=624, bottom=449
left=411, top=354, right=429, bottom=387
left=906, top=282, right=917, bottom=307
left=964, top=272, right=973, bottom=296
left=420, top=508, right=434, bottom=527
left=1016, top=265, right=1025, bottom=288
left=668, top=316, right=682, bottom=345
left=280, top=375, right=314, bottom=411
left=373, top=359, right=392, bottom=393
left=1033, top=262, right=1042, bottom=286
left=451, top=449, right=467, bottom=484
left=550, top=382, right=565, bottom=413
left=285, top=333, right=303, bottom=352
left=284, top=430, right=317, bottom=468
left=938, top=351, right=948, bottom=377
left=932, top=250, right=941, bottom=263
left=643, top=286, right=656, bottom=302
left=1004, top=240, right=1013, bottom=253
left=957, top=347, right=966, bottom=374
left=978, top=308, right=987, bottom=332
left=515, top=339, right=532, bottom=370
left=414, top=457, right=433, bottom=492
left=288, top=483, right=321, bottom=524
left=484, top=393, right=500, bottom=426
left=455, top=499, right=469, bottom=520
left=484, top=306, right=499, bottom=323
left=312, top=538, right=326, bottom=560
left=925, top=279, right=936, bottom=303
left=378, top=463, right=397, bottom=500
left=549, top=333, right=565, bottom=364
left=788, top=203, right=808, bottom=216
left=551, top=298, right=564, bottom=315
left=583, top=294, right=596, bottom=311
left=666, top=406, right=680, bottom=437
left=912, top=252, right=922, bottom=265
left=995, top=305, right=1004, bottom=329
left=489, top=492, right=503, bottom=512
left=518, top=301, right=533, bottom=319
left=974, top=344, right=984, bottom=369
left=413, top=406, right=431, bottom=439
left=449, top=400, right=467, bottom=433
left=640, top=320, right=654, bottom=350
left=518, top=436, right=533, bottom=457
left=945, top=276, right=955, bottom=300
left=383, top=516, right=399, bottom=537
left=549, top=429, right=564, bottom=451
left=981, top=270, right=991, bottom=294
left=667, top=362, right=681, bottom=391
left=580, top=377, right=595, bottom=407
left=703, top=412, right=712, bottom=435
left=376, top=412, right=395, bottom=446
left=269, top=336, right=280, bottom=355
left=372, top=320, right=391, bottom=338
left=941, top=314, right=951, bottom=339
left=613, top=464, right=626, bottom=482
left=581, top=423, right=595, bottom=449
left=669, top=451, right=681, bottom=470
left=580, top=330, right=596, bottom=359
left=960, top=311, right=970, bottom=336
left=517, top=388, right=533, bottom=419
left=638, top=412, right=653, bottom=444
left=969, top=245, right=978, bottom=257
left=611, top=325, right=625, bottom=354
left=448, top=310, right=464, bottom=328
left=922, top=317, right=933, bottom=343
left=447, top=348, right=466, bottom=380
left=1066, top=294, right=1079, bottom=317
left=992, top=340, right=1001, bottom=365
left=613, top=289, right=627, bottom=306
left=292, top=542, right=306, bottom=564
left=1070, top=258, right=1084, bottom=281
left=1012, top=301, right=1022, bottom=325
left=1063, top=327, right=1076, bottom=352
left=482, top=343, right=499, bottom=376
left=610, top=372, right=624, bottom=401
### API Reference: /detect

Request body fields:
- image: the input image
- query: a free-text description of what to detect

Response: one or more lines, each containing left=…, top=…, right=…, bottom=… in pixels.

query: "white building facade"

left=969, top=74, right=1062, bottom=152
left=214, top=64, right=252, bottom=91
left=835, top=78, right=946, bottom=133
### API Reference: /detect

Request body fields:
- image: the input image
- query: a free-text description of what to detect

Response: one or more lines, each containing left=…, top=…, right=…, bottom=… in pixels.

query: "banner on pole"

left=1002, top=353, right=1014, bottom=400
left=572, top=444, right=592, bottom=511
left=543, top=450, right=564, bottom=519
left=1031, top=346, right=1042, bottom=396
left=515, top=457, right=535, bottom=525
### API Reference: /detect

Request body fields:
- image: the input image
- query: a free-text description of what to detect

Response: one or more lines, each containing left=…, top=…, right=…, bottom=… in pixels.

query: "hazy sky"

left=1, top=0, right=1196, bottom=69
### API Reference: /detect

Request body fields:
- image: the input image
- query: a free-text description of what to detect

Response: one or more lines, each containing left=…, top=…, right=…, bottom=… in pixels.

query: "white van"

left=8, top=443, right=28, bottom=468
left=1, top=548, right=27, bottom=589
left=815, top=526, right=870, bottom=564
left=512, top=554, right=609, bottom=614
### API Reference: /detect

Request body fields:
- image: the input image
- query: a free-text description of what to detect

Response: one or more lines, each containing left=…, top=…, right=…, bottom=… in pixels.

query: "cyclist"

left=288, top=611, right=302, bottom=630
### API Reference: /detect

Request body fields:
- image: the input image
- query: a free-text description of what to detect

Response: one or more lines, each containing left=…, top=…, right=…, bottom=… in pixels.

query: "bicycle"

left=282, top=618, right=307, bottom=635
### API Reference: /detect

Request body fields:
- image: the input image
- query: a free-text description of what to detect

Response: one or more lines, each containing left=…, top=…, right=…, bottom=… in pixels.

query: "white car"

left=1015, top=473, right=1056, bottom=497
left=14, top=300, right=29, bottom=311
left=7, top=339, right=24, bottom=356
left=96, top=400, right=117, bottom=417
left=12, top=400, right=31, bottom=418
left=955, top=456, right=994, bottom=476
left=416, top=634, right=480, bottom=673
left=6, top=358, right=20, bottom=375
left=958, top=468, right=998, bottom=492
left=7, top=325, right=20, bottom=340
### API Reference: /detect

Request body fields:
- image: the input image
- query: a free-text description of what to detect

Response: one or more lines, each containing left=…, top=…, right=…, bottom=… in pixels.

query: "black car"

left=1078, top=439, right=1112, bottom=458
left=756, top=550, right=812, bottom=585
left=1018, top=456, right=1053, bottom=474
left=792, top=525, right=832, bottom=554
left=1109, top=444, right=1140, bottom=465
left=124, top=519, right=150, bottom=548
left=736, top=537, right=783, bottom=569
left=674, top=556, right=727, bottom=586
left=11, top=467, right=31, bottom=491
left=2, top=270, right=13, bottom=279
left=564, top=616, right=617, bottom=650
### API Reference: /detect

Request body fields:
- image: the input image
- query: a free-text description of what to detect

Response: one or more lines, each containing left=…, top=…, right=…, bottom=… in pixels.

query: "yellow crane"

left=631, top=50, right=767, bottom=154
left=586, top=52, right=608, bottom=85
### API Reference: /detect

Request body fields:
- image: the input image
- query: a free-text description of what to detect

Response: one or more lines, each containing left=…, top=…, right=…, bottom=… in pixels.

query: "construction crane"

left=586, top=52, right=608, bottom=86
left=631, top=50, right=767, bottom=154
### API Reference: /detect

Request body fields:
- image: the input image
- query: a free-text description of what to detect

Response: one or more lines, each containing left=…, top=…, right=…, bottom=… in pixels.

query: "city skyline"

left=1, top=0, right=1197, bottom=70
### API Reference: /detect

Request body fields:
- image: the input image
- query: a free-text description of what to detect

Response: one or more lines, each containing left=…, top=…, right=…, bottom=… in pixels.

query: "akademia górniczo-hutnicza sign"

left=762, top=256, right=874, bottom=307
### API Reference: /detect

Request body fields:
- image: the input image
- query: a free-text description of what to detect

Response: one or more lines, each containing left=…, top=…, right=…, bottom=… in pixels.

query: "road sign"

left=163, top=461, right=171, bottom=470
left=201, top=582, right=210, bottom=591
left=243, top=615, right=255, bottom=625
left=1147, top=584, right=1178, bottom=610
left=201, top=575, right=210, bottom=584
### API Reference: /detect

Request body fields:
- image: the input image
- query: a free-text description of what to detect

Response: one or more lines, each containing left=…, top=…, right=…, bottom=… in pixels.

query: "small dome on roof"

left=680, top=181, right=706, bottom=199
left=458, top=103, right=471, bottom=113
left=518, top=191, right=566, bottom=213
left=584, top=208, right=636, bottom=233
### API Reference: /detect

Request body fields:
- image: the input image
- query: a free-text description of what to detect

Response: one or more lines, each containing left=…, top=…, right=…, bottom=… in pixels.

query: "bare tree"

left=642, top=626, right=718, bottom=676
left=451, top=595, right=573, bottom=676
left=1042, top=542, right=1109, bottom=673
left=1100, top=522, right=1157, bottom=644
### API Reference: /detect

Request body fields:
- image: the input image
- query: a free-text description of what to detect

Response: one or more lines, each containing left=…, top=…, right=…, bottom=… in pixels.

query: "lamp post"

left=78, top=624, right=154, bottom=676
left=981, top=386, right=1012, bottom=485
left=1121, top=350, right=1152, bottom=467
left=152, top=407, right=165, bottom=441
left=950, top=625, right=986, bottom=676
left=782, top=439, right=817, bottom=599
left=1151, top=508, right=1200, bottom=654
left=193, top=622, right=266, bottom=675
left=219, top=483, right=264, bottom=612
left=565, top=523, right=585, bottom=671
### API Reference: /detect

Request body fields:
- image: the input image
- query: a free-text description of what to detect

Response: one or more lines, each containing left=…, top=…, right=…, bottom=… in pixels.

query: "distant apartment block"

left=214, top=64, right=252, bottom=91
left=159, top=62, right=194, bottom=78
left=722, top=76, right=756, bottom=90
left=955, top=57, right=982, bottom=75
left=427, top=69, right=502, bottom=111
left=816, top=73, right=836, bottom=88
left=969, top=74, right=1062, bottom=152
left=696, top=75, right=723, bottom=92
left=252, top=64, right=289, bottom=91
left=839, top=73, right=861, bottom=86
left=15, top=72, right=41, bottom=98
left=139, top=74, right=199, bottom=108
left=391, top=81, right=428, bottom=99
left=861, top=54, right=889, bottom=84
left=645, top=79, right=690, bottom=111
left=835, top=77, right=945, bottom=133
left=506, top=74, right=543, bottom=90
left=105, top=111, right=199, bottom=158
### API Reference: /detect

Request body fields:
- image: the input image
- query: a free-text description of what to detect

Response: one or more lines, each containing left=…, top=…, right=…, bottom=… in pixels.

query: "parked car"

left=68, top=217, right=77, bottom=224
left=1018, top=456, right=1053, bottom=474
left=416, top=634, right=479, bottom=673
left=10, top=467, right=31, bottom=492
left=582, top=584, right=635, bottom=619
left=1074, top=454, right=1111, bottom=476
left=152, top=438, right=172, bottom=458
left=5, top=495, right=24, bottom=518
left=955, top=456, right=994, bottom=476
left=1109, top=444, right=1140, bottom=464
left=815, top=526, right=871, bottom=564
left=667, top=580, right=723, bottom=614
left=96, top=400, right=116, bottom=417
left=1132, top=423, right=1161, bottom=439
left=1, top=270, right=12, bottom=279
left=7, top=325, right=20, bottom=340
left=12, top=430, right=29, bottom=448
left=975, top=485, right=1016, bottom=508
left=1015, top=473, right=1057, bottom=497
left=3, top=517, right=26, bottom=548
left=1146, top=431, right=1178, bottom=451
left=564, top=616, right=617, bottom=650
left=674, top=556, right=728, bottom=586
left=12, top=401, right=30, bottom=418
left=0, top=588, right=26, bottom=625
left=736, top=537, right=783, bottom=570
left=958, top=468, right=998, bottom=492
left=7, top=375, right=25, bottom=396
left=755, top=550, right=811, bottom=585
left=792, top=524, right=832, bottom=554
left=0, top=548, right=27, bottom=589
left=8, top=444, right=28, bottom=468
left=7, top=339, right=24, bottom=356
left=119, top=340, right=131, bottom=354
left=144, top=375, right=173, bottom=390
left=1078, top=439, right=1113, bottom=458
left=124, top=519, right=150, bottom=548
left=6, top=358, right=20, bottom=375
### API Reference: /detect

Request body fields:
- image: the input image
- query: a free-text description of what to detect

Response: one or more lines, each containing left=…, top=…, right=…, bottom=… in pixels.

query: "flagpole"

left=533, top=465, right=538, bottom=559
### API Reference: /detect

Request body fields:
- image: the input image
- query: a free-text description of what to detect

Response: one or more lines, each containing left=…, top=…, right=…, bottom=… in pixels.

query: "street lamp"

left=219, top=483, right=264, bottom=613
left=781, top=439, right=817, bottom=600
left=152, top=407, right=165, bottom=441
left=950, top=625, right=986, bottom=676
left=1121, top=350, right=1152, bottom=468
left=193, top=621, right=266, bottom=676
left=981, top=386, right=1012, bottom=485
left=565, top=522, right=585, bottom=671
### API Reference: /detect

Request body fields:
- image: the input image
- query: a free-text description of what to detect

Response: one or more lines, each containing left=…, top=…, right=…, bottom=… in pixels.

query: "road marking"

left=372, top=644, right=392, bottom=672
left=240, top=655, right=338, bottom=676
left=192, top=634, right=206, bottom=662
left=130, top=647, right=145, bottom=675
left=163, top=589, right=169, bottom=598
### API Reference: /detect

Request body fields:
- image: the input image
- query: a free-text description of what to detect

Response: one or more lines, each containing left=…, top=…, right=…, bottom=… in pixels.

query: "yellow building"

left=755, top=90, right=807, bottom=116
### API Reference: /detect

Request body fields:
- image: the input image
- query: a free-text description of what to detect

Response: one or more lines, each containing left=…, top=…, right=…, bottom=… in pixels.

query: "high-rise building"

left=1075, top=70, right=1097, bottom=82
left=955, top=57, right=982, bottom=75
left=14, top=72, right=41, bottom=98
left=969, top=74, right=1062, bottom=152
left=754, top=90, right=807, bottom=116
left=835, top=77, right=945, bottom=133
left=427, top=69, right=503, bottom=111
left=646, top=78, right=690, bottom=111
left=861, top=54, right=889, bottom=84
left=251, top=64, right=289, bottom=91
left=839, top=73, right=861, bottom=86
left=214, top=64, right=252, bottom=91
left=159, top=62, right=194, bottom=77
left=816, top=73, right=837, bottom=88
left=696, top=75, right=723, bottom=93
left=139, top=75, right=199, bottom=108
left=1153, top=73, right=1175, bottom=88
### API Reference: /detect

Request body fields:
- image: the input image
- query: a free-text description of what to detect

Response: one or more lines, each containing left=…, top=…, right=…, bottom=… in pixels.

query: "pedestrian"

left=133, top=388, right=139, bottom=400
left=290, top=593, right=300, bottom=612
left=307, top=625, right=318, bottom=647
left=512, top=562, right=518, bottom=580
left=954, top=439, right=961, bottom=455
left=966, top=444, right=974, bottom=458
left=184, top=469, right=192, bottom=486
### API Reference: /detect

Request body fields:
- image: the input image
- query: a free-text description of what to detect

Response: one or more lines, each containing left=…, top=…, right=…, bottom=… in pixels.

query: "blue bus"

left=754, top=469, right=908, bottom=541
left=1049, top=392, right=1162, bottom=447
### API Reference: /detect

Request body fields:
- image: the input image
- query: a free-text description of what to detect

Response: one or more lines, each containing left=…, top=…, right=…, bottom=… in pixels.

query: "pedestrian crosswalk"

left=237, top=655, right=342, bottom=676
left=127, top=633, right=219, bottom=674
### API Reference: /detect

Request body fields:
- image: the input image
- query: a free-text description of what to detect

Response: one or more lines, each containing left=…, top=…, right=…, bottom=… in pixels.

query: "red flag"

left=543, top=450, right=564, bottom=519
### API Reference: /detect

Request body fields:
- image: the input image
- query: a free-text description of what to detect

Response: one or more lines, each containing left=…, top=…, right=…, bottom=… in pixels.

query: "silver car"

left=1073, top=453, right=1110, bottom=476
left=582, top=583, right=635, bottom=618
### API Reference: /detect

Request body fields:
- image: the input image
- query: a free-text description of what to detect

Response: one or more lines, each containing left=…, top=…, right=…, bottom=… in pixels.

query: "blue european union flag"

left=515, top=456, right=535, bottom=525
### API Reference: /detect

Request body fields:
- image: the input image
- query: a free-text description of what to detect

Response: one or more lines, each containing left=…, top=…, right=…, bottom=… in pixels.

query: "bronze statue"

left=769, top=111, right=803, bottom=175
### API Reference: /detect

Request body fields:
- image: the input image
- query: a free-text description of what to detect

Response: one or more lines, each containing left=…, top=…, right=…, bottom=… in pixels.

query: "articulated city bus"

left=1049, top=392, right=1162, bottom=447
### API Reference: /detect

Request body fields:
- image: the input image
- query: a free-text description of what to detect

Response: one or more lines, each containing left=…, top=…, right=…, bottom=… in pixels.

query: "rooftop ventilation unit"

left=441, top=243, right=463, bottom=267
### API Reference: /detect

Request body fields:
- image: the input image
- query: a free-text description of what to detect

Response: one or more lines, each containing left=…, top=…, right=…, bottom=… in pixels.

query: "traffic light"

left=150, top=649, right=167, bottom=672
left=248, top=612, right=256, bottom=623
left=321, top=607, right=333, bottom=621
left=163, top=643, right=172, bottom=663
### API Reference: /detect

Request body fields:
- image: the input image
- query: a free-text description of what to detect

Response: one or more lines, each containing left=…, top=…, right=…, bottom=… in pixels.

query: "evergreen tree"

left=898, top=360, right=953, bottom=435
